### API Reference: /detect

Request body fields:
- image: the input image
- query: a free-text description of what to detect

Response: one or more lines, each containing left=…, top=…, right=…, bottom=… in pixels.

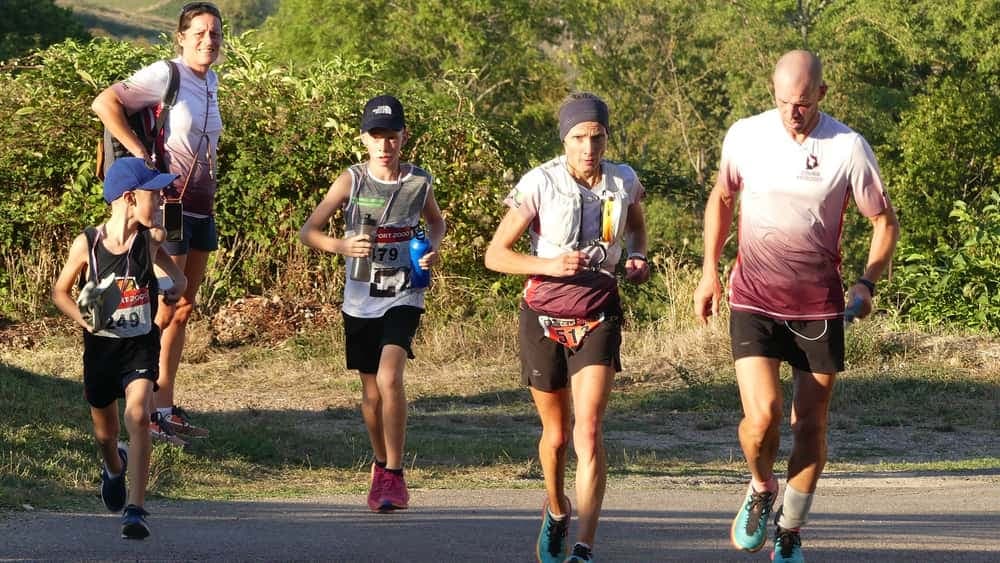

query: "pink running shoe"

left=367, top=463, right=386, bottom=512
left=378, top=470, right=409, bottom=511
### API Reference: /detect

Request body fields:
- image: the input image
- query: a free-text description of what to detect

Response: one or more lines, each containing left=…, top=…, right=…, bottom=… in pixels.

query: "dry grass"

left=2, top=259, right=999, bottom=509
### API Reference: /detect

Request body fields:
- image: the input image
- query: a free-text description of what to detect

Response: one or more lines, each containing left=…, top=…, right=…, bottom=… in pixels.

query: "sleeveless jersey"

left=342, top=163, right=431, bottom=318
left=80, top=226, right=160, bottom=377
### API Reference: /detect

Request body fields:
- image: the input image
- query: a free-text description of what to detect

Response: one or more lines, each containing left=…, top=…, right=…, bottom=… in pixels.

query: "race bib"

left=94, top=277, right=153, bottom=339
left=537, top=314, right=604, bottom=350
left=369, top=266, right=411, bottom=298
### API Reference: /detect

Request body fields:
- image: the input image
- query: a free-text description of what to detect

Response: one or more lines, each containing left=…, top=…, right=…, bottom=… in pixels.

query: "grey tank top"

left=342, top=163, right=431, bottom=317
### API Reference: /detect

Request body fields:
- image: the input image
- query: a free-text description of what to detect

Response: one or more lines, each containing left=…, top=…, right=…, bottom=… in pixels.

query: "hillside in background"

left=56, top=0, right=275, bottom=41
left=55, top=0, right=179, bottom=43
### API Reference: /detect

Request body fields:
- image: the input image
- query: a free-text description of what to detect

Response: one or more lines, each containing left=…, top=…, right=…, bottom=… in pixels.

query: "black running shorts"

left=343, top=305, right=423, bottom=374
left=519, top=304, right=622, bottom=392
left=730, top=310, right=845, bottom=374
left=84, top=368, right=158, bottom=409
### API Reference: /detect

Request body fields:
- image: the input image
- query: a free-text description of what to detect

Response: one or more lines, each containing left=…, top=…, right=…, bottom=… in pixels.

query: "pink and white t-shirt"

left=718, top=109, right=889, bottom=320
left=114, top=58, right=222, bottom=216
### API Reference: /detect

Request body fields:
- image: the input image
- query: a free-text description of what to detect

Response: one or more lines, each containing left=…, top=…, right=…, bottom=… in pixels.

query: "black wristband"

left=856, top=277, right=875, bottom=296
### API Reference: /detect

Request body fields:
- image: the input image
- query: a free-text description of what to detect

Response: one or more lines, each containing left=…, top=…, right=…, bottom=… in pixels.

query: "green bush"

left=0, top=34, right=511, bottom=319
left=889, top=192, right=1000, bottom=331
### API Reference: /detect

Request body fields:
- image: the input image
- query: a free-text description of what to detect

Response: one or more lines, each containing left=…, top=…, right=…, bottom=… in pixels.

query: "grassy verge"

left=3, top=299, right=998, bottom=511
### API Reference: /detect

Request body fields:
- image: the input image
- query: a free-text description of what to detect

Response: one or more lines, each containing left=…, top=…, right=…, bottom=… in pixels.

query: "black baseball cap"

left=360, top=95, right=405, bottom=132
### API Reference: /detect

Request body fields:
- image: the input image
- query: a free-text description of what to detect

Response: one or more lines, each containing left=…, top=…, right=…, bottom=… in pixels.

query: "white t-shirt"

left=718, top=109, right=889, bottom=319
left=114, top=58, right=223, bottom=215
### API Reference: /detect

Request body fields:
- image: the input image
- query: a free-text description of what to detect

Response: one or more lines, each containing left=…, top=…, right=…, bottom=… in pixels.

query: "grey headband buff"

left=559, top=98, right=610, bottom=140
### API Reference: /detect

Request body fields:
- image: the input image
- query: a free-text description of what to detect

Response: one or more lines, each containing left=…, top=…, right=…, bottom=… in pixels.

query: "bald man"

left=694, top=50, right=899, bottom=562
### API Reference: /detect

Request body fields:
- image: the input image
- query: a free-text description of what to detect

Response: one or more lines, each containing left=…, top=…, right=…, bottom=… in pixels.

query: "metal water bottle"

left=349, top=214, right=377, bottom=282
left=409, top=226, right=431, bottom=289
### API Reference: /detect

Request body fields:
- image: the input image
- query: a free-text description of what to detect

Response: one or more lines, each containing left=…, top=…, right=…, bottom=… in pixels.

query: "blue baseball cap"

left=103, top=157, right=179, bottom=203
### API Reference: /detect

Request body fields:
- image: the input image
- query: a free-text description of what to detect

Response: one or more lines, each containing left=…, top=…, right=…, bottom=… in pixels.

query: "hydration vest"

left=529, top=156, right=631, bottom=272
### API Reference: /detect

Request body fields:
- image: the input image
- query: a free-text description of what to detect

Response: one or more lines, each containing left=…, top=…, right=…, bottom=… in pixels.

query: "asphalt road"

left=1, top=473, right=997, bottom=561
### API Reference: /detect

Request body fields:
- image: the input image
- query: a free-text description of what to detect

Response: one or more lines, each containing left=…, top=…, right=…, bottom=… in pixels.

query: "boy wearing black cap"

left=300, top=95, right=446, bottom=512
left=52, top=157, right=187, bottom=539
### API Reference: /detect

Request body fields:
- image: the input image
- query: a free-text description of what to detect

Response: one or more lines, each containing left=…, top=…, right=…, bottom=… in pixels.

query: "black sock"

left=386, top=467, right=403, bottom=476
left=374, top=459, right=387, bottom=469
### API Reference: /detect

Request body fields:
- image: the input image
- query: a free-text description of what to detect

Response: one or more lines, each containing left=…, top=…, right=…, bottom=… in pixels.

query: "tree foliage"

left=0, top=32, right=510, bottom=316
left=3, top=2, right=1000, bottom=330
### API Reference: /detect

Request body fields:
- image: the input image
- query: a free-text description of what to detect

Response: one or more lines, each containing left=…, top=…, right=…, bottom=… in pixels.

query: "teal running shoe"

left=730, top=485, right=775, bottom=552
left=771, top=526, right=804, bottom=562
left=536, top=498, right=570, bottom=563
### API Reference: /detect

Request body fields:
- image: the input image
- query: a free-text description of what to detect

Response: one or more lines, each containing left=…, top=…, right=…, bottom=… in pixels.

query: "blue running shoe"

left=536, top=498, right=570, bottom=563
left=730, top=485, right=775, bottom=552
left=100, top=444, right=128, bottom=512
left=122, top=504, right=149, bottom=540
left=120, top=504, right=150, bottom=540
left=564, top=542, right=593, bottom=562
left=771, top=526, right=804, bottom=562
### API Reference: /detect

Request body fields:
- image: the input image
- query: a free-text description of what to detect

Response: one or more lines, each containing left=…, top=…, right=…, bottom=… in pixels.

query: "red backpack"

left=96, top=60, right=180, bottom=180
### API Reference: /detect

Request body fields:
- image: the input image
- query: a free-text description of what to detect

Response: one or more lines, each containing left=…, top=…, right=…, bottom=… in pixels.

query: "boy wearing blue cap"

left=52, top=157, right=188, bottom=540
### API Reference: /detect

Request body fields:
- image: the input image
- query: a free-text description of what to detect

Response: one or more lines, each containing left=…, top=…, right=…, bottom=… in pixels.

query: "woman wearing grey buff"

left=486, top=93, right=650, bottom=563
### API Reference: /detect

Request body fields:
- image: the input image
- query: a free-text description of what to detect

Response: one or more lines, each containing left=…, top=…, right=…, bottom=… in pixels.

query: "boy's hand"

left=162, top=274, right=187, bottom=305
left=343, top=234, right=374, bottom=258
left=418, top=250, right=439, bottom=269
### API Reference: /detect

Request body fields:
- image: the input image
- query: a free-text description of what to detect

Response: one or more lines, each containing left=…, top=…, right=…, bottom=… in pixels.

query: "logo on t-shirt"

left=798, top=153, right=821, bottom=181
left=507, top=188, right=523, bottom=208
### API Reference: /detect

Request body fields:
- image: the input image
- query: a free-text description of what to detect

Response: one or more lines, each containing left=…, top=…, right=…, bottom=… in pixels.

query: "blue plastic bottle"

left=409, top=226, right=431, bottom=289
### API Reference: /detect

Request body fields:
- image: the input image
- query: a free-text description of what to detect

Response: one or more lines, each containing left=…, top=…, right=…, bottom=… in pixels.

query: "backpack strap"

left=152, top=60, right=180, bottom=140
left=150, top=61, right=180, bottom=172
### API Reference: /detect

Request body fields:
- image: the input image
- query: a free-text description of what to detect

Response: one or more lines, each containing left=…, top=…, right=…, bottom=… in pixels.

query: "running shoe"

left=100, top=444, right=128, bottom=512
left=771, top=526, right=804, bottom=562
left=564, top=542, right=593, bottom=562
left=378, top=470, right=409, bottom=511
left=367, top=462, right=386, bottom=512
left=150, top=411, right=188, bottom=447
left=536, top=497, right=571, bottom=563
left=731, top=484, right=776, bottom=552
left=120, top=504, right=150, bottom=540
left=160, top=405, right=209, bottom=437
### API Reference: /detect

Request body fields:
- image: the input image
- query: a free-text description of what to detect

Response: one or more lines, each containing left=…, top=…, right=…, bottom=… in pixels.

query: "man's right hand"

left=693, top=272, right=722, bottom=325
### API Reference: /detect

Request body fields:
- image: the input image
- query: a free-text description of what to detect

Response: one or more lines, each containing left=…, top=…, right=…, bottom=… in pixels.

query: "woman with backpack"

left=91, top=1, right=224, bottom=445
